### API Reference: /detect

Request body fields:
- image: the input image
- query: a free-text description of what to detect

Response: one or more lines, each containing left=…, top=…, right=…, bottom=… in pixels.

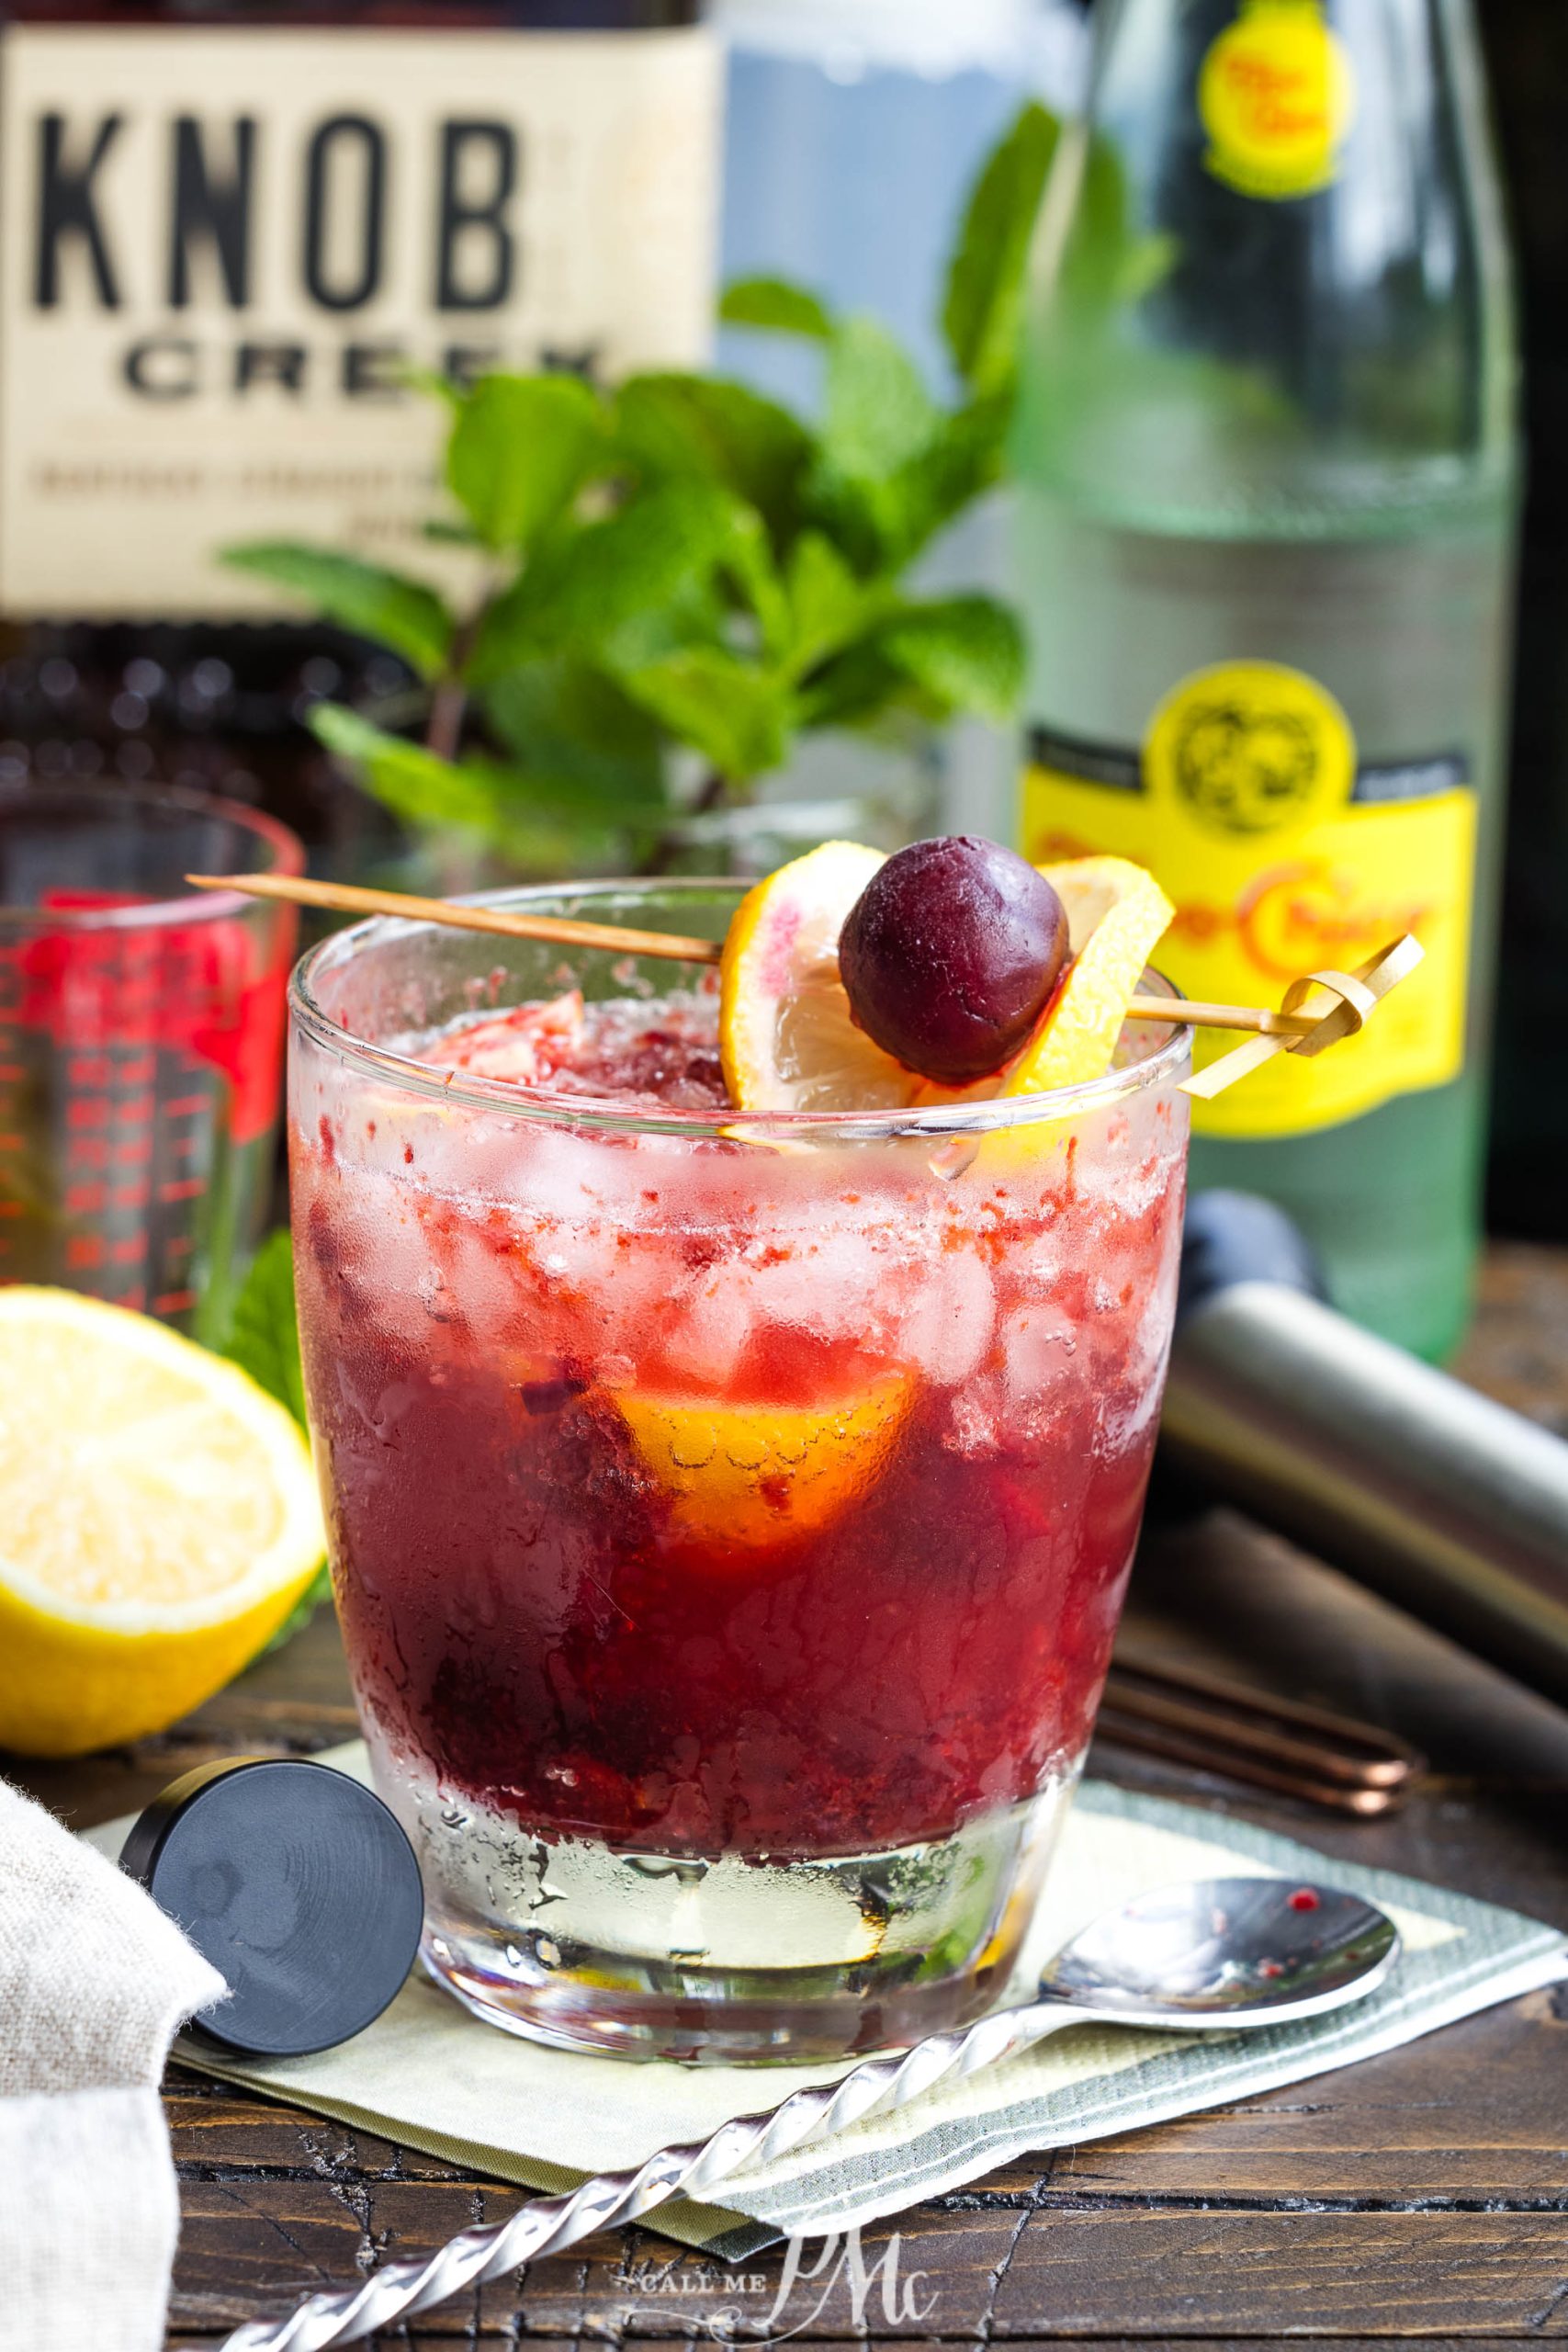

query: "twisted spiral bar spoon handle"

left=219, top=2000, right=1069, bottom=2352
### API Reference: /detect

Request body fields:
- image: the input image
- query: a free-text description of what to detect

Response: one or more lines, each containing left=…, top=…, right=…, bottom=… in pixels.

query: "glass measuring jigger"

left=0, top=780, right=301, bottom=1339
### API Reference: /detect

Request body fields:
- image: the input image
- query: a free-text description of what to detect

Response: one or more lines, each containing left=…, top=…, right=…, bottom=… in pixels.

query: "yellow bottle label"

left=1021, top=660, right=1475, bottom=1140
left=1199, top=0, right=1356, bottom=201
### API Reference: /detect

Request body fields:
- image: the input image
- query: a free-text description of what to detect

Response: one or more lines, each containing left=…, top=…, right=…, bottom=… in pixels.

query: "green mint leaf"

left=483, top=658, right=668, bottom=808
left=263, top=1564, right=334, bottom=1654
left=221, top=1228, right=307, bottom=1428
left=716, top=501, right=792, bottom=658
left=795, top=639, right=909, bottom=730
left=584, top=575, right=729, bottom=683
left=801, top=393, right=1010, bottom=584
left=719, top=276, right=835, bottom=341
left=821, top=316, right=942, bottom=485
left=614, top=374, right=812, bottom=544
left=403, top=363, right=464, bottom=408
left=615, top=650, right=792, bottom=784
left=311, top=703, right=665, bottom=863
left=875, top=393, right=1012, bottom=569
left=446, top=373, right=603, bottom=552
left=803, top=318, right=948, bottom=571
left=942, top=101, right=1059, bottom=398
left=312, top=703, right=513, bottom=833
left=783, top=532, right=878, bottom=677
left=218, top=1230, right=330, bottom=1654
left=468, top=480, right=761, bottom=684
left=874, top=595, right=1027, bottom=724
left=220, top=543, right=454, bottom=682
left=1056, top=136, right=1177, bottom=311
left=1116, top=229, right=1179, bottom=305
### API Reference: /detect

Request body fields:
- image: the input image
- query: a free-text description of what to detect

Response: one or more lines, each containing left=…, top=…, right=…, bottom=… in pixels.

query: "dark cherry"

left=839, top=837, right=1070, bottom=1083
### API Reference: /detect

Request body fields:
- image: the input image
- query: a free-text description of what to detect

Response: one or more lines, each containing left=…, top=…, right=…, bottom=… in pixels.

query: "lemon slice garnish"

left=719, top=841, right=921, bottom=1114
left=1001, top=857, right=1175, bottom=1096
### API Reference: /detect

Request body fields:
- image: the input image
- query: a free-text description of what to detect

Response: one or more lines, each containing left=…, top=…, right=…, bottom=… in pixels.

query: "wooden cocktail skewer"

left=186, top=870, right=1324, bottom=1040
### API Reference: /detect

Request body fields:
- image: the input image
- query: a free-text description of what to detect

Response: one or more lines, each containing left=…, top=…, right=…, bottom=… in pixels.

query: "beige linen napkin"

left=88, top=1747, right=1568, bottom=2264
left=2, top=1778, right=225, bottom=2352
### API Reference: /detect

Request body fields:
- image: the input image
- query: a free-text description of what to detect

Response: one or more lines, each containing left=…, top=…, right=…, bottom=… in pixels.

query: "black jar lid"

left=121, top=1757, right=424, bottom=2058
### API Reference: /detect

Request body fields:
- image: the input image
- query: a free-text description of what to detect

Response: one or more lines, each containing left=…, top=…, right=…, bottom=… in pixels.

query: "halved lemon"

left=619, top=1374, right=910, bottom=1555
left=719, top=841, right=920, bottom=1114
left=1001, top=857, right=1175, bottom=1096
left=0, top=1288, right=326, bottom=1757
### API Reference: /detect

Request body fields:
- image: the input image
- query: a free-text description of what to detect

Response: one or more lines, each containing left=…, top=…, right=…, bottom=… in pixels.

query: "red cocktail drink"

left=290, top=881, right=1189, bottom=2061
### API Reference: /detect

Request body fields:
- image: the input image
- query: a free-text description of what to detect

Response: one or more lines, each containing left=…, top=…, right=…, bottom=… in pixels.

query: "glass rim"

left=290, top=878, right=1191, bottom=1140
left=0, top=778, right=304, bottom=934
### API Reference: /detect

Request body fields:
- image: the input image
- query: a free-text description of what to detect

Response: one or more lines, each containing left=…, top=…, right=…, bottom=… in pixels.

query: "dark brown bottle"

left=0, top=0, right=717, bottom=858
left=1477, top=0, right=1568, bottom=1238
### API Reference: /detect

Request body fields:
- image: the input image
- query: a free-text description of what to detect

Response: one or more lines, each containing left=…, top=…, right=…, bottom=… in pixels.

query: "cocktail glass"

left=0, top=779, right=301, bottom=1337
left=289, top=879, right=1190, bottom=2064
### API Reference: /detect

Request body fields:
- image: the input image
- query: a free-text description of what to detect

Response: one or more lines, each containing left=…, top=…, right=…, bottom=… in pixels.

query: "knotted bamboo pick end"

left=1182, top=934, right=1425, bottom=1102
left=1280, top=967, right=1380, bottom=1057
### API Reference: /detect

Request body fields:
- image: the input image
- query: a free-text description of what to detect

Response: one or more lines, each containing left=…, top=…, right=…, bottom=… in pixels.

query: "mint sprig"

left=220, top=99, right=1061, bottom=868
left=218, top=1230, right=331, bottom=1650
left=222, top=1228, right=306, bottom=1425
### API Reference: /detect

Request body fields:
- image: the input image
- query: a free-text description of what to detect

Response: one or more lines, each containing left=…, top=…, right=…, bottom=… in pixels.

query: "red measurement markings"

left=0, top=945, right=18, bottom=1269
left=67, top=1236, right=106, bottom=1270
left=0, top=966, right=18, bottom=1258
left=160, top=1177, right=204, bottom=1204
left=152, top=1287, right=197, bottom=1317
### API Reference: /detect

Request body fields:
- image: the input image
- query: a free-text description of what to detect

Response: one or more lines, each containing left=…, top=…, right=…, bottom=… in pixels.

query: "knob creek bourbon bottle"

left=0, top=1, right=720, bottom=851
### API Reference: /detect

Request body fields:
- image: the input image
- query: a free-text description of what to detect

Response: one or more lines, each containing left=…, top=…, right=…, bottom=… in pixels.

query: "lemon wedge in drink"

left=719, top=841, right=921, bottom=1114
left=1001, top=857, right=1175, bottom=1097
left=0, top=1288, right=325, bottom=1757
left=619, top=1374, right=911, bottom=1555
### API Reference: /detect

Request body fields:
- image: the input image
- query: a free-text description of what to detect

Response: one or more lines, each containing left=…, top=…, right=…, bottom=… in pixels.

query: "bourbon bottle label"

left=0, top=23, right=722, bottom=616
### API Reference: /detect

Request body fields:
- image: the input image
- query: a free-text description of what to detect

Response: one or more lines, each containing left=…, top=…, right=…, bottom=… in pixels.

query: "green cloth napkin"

left=87, top=1743, right=1567, bottom=2259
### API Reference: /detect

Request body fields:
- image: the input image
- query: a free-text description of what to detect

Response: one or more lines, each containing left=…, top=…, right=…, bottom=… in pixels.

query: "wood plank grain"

left=983, top=2207, right=1568, bottom=2338
left=168, top=2183, right=1568, bottom=2338
left=167, top=2191, right=1011, bottom=2340
left=1455, top=1243, right=1568, bottom=1441
left=164, top=2340, right=1568, bottom=2351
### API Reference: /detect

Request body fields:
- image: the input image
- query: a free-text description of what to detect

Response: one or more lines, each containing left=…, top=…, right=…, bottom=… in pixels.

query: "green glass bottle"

left=1014, top=0, right=1519, bottom=1359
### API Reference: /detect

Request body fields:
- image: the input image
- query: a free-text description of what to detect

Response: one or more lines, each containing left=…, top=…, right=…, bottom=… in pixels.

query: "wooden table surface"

left=17, top=1243, right=1568, bottom=2348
